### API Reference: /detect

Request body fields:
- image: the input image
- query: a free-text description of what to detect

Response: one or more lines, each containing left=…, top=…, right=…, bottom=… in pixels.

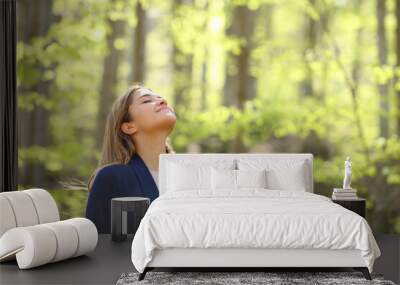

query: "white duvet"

left=131, top=190, right=381, bottom=273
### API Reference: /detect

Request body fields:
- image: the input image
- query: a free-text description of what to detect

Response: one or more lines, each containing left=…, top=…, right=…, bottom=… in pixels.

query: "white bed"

left=131, top=153, right=381, bottom=281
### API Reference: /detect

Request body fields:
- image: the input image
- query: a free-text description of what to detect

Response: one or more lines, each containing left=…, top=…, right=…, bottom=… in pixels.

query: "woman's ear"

left=121, top=122, right=137, bottom=135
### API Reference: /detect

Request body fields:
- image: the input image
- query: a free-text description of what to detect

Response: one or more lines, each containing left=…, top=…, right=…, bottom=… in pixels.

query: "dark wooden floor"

left=0, top=235, right=135, bottom=284
left=374, top=234, right=400, bottom=284
left=0, top=234, right=398, bottom=284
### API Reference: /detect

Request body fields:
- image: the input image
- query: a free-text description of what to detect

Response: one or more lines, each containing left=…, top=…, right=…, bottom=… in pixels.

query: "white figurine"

left=343, top=157, right=352, bottom=189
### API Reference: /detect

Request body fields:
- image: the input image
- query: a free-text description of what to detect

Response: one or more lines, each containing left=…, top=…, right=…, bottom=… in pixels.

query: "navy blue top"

left=85, top=153, right=159, bottom=233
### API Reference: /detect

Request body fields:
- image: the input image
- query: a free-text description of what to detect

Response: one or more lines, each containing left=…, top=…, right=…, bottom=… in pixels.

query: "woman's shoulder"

left=91, top=163, right=131, bottom=189
left=97, top=163, right=130, bottom=176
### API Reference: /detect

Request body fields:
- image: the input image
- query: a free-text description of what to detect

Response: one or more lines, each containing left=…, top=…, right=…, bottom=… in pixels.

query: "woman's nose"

left=158, top=98, right=167, bottom=106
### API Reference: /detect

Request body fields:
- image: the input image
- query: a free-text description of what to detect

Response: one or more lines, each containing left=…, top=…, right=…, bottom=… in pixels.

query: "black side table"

left=111, top=197, right=150, bottom=242
left=332, top=198, right=366, bottom=218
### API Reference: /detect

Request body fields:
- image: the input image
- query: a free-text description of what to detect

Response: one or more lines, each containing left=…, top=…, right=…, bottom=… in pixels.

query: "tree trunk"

left=170, top=0, right=194, bottom=152
left=224, top=5, right=257, bottom=109
left=128, top=0, right=146, bottom=84
left=97, top=1, right=126, bottom=149
left=264, top=4, right=274, bottom=39
left=350, top=0, right=370, bottom=161
left=171, top=0, right=193, bottom=110
left=395, top=0, right=400, bottom=136
left=301, top=0, right=317, bottom=97
left=17, top=0, right=55, bottom=188
left=223, top=5, right=258, bottom=152
left=319, top=8, right=330, bottom=100
left=377, top=0, right=389, bottom=138
left=300, top=2, right=336, bottom=159
left=172, top=45, right=193, bottom=108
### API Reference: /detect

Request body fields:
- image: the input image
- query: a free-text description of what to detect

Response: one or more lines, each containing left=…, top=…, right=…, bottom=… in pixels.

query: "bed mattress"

left=131, top=190, right=381, bottom=273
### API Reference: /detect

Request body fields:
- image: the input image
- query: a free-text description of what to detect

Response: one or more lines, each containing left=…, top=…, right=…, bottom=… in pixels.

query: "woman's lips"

left=156, top=106, right=172, bottom=112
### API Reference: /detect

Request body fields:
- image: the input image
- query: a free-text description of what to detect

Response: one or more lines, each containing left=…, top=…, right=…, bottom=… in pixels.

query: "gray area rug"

left=116, top=271, right=396, bottom=285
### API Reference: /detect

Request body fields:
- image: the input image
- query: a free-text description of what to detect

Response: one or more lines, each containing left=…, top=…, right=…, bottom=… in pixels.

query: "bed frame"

left=139, top=248, right=371, bottom=280
left=138, top=153, right=372, bottom=281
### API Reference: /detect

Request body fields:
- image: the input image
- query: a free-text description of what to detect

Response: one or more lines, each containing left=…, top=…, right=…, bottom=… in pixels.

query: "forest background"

left=17, top=0, right=400, bottom=233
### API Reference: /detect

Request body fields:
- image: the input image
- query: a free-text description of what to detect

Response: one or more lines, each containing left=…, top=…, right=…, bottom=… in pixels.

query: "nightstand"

left=111, top=197, right=150, bottom=242
left=332, top=198, right=366, bottom=218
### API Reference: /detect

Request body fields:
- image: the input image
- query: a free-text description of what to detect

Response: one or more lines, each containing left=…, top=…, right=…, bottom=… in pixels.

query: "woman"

left=86, top=84, right=176, bottom=233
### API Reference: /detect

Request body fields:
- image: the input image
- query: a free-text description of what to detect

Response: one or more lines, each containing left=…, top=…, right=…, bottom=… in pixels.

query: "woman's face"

left=124, top=88, right=176, bottom=135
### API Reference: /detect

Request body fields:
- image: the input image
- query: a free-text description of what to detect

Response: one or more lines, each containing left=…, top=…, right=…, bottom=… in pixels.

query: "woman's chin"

left=164, top=116, right=176, bottom=127
left=157, top=115, right=176, bottom=129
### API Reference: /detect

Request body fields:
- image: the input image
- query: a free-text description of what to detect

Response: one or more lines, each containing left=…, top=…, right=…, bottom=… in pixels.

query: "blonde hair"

left=88, top=84, right=174, bottom=191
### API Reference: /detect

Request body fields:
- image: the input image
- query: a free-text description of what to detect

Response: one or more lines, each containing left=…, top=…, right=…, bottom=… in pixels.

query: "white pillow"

left=211, top=168, right=236, bottom=190
left=266, top=168, right=306, bottom=191
left=211, top=168, right=268, bottom=190
left=167, top=162, right=211, bottom=191
left=166, top=159, right=236, bottom=192
left=236, top=169, right=267, bottom=188
left=237, top=159, right=308, bottom=191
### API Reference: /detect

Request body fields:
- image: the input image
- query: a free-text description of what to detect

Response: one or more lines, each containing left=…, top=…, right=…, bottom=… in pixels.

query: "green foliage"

left=49, top=189, right=88, bottom=220
left=17, top=0, right=400, bottom=233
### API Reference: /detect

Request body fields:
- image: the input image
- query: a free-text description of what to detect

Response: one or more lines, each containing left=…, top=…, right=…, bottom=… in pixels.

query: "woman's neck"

left=133, top=133, right=167, bottom=171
